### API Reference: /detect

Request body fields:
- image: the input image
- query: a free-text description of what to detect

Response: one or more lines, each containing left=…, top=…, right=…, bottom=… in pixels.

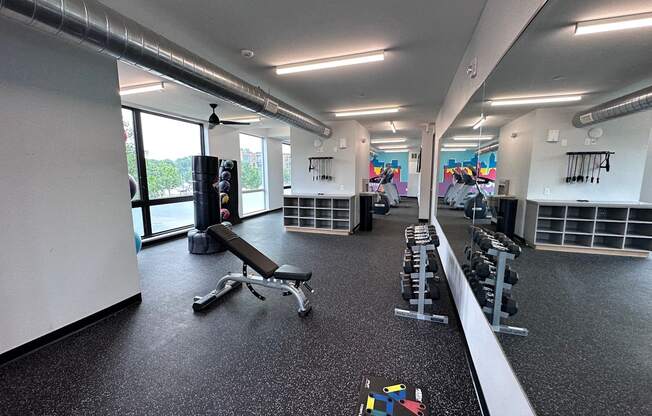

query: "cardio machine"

left=448, top=168, right=479, bottom=209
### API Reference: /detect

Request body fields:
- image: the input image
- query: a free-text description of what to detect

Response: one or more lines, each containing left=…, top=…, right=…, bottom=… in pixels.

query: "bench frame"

left=193, top=263, right=312, bottom=316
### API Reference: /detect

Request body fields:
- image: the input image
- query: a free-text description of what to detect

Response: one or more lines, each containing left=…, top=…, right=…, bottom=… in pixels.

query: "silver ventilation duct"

left=573, top=85, right=652, bottom=128
left=0, top=0, right=332, bottom=137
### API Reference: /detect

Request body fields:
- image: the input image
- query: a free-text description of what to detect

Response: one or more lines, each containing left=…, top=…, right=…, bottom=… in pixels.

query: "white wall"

left=435, top=0, right=547, bottom=139
left=419, top=130, right=434, bottom=220
left=498, top=107, right=652, bottom=236
left=527, top=108, right=650, bottom=202
left=0, top=21, right=140, bottom=354
left=641, top=134, right=652, bottom=203
left=496, top=111, right=536, bottom=237
left=407, top=151, right=420, bottom=197
left=290, top=121, right=367, bottom=195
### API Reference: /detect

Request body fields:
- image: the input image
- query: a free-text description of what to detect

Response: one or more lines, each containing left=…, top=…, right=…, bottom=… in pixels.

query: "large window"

left=122, top=107, right=204, bottom=238
left=282, top=143, right=291, bottom=189
left=240, top=133, right=266, bottom=215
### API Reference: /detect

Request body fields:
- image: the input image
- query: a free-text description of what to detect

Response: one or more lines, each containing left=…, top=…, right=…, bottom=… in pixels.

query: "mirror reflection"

left=435, top=1, right=652, bottom=414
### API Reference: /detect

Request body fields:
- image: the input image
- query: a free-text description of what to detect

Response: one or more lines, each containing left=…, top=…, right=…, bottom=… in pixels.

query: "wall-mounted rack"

left=308, top=157, right=334, bottom=182
left=565, top=151, right=614, bottom=184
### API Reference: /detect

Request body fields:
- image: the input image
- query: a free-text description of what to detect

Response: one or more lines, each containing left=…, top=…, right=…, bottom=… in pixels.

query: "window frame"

left=282, top=142, right=292, bottom=190
left=123, top=106, right=205, bottom=238
left=239, top=132, right=268, bottom=216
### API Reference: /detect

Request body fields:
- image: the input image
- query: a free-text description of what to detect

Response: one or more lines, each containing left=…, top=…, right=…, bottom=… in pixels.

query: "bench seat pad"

left=274, top=264, right=312, bottom=281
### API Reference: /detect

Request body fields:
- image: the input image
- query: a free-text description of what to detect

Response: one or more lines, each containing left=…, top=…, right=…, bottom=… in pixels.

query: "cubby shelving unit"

left=524, top=200, right=652, bottom=257
left=283, top=194, right=356, bottom=235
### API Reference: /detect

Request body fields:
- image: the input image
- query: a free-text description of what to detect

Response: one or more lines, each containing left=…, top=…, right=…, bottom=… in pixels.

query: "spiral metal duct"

left=0, top=0, right=332, bottom=137
left=573, top=85, right=652, bottom=128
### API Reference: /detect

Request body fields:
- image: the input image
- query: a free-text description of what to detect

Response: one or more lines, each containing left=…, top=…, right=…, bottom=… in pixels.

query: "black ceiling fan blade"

left=208, top=123, right=217, bottom=130
left=221, top=120, right=250, bottom=125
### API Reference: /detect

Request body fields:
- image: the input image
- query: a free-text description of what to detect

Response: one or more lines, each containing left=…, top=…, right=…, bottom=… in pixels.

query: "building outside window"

left=240, top=133, right=267, bottom=215
left=121, top=107, right=204, bottom=238
left=282, top=142, right=291, bottom=189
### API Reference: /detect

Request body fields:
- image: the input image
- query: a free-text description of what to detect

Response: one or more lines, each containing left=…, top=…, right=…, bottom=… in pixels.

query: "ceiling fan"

left=208, top=103, right=251, bottom=129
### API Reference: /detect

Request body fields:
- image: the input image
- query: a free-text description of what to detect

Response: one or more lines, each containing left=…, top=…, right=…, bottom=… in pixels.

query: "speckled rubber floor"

left=0, top=200, right=481, bottom=416
left=437, top=204, right=652, bottom=416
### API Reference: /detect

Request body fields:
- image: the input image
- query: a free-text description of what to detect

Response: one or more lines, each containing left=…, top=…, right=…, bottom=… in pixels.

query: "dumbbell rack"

left=484, top=248, right=528, bottom=337
left=395, top=242, right=448, bottom=325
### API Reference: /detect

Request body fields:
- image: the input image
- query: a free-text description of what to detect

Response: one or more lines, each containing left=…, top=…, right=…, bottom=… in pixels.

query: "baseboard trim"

left=0, top=293, right=142, bottom=367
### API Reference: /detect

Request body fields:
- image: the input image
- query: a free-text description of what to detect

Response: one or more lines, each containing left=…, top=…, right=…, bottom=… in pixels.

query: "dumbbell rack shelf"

left=395, top=243, right=449, bottom=325
left=525, top=200, right=652, bottom=257
left=484, top=248, right=528, bottom=337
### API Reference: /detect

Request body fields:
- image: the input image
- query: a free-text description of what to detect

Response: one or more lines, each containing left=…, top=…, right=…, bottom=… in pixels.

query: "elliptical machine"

left=463, top=169, right=493, bottom=220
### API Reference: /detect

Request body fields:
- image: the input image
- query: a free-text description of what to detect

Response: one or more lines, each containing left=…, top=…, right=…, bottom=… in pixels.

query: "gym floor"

left=0, top=200, right=481, bottom=415
left=436, top=203, right=652, bottom=416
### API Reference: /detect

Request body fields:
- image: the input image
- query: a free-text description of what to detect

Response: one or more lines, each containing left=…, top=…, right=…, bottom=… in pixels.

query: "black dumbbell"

left=475, top=286, right=518, bottom=316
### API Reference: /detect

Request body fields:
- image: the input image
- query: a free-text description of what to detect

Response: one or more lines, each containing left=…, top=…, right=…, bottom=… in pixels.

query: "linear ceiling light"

left=335, top=107, right=400, bottom=117
left=491, top=95, right=582, bottom=107
left=382, top=149, right=410, bottom=153
left=453, top=136, right=494, bottom=141
left=119, top=82, right=165, bottom=96
left=371, top=138, right=407, bottom=144
left=390, top=121, right=397, bottom=133
left=276, top=50, right=385, bottom=75
left=444, top=143, right=478, bottom=148
left=575, top=12, right=652, bottom=35
left=378, top=145, right=408, bottom=150
left=472, top=115, right=487, bottom=130
left=441, top=148, right=469, bottom=152
left=224, top=116, right=261, bottom=123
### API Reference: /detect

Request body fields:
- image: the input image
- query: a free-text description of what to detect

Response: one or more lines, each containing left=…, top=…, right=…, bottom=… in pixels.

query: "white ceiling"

left=442, top=0, right=652, bottom=143
left=107, top=0, right=487, bottom=141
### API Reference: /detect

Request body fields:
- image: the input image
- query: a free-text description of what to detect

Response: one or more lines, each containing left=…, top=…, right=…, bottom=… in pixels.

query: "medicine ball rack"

left=395, top=225, right=448, bottom=325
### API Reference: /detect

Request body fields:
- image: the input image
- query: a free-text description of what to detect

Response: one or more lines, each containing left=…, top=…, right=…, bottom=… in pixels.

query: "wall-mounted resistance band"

left=565, top=151, right=615, bottom=184
left=308, top=157, right=334, bottom=182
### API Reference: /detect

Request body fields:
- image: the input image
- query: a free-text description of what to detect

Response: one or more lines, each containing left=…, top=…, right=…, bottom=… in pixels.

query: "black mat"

left=0, top=200, right=481, bottom=415
left=436, top=204, right=652, bottom=416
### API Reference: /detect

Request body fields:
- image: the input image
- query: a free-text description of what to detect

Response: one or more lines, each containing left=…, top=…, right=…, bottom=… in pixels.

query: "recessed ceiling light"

left=390, top=121, right=397, bottom=133
left=472, top=115, right=486, bottom=130
left=371, top=138, right=407, bottom=144
left=453, top=136, right=493, bottom=141
left=444, top=143, right=478, bottom=148
left=378, top=145, right=408, bottom=150
left=490, top=95, right=582, bottom=106
left=276, top=50, right=385, bottom=75
left=441, top=148, right=469, bottom=152
left=552, top=75, right=566, bottom=81
left=119, top=82, right=165, bottom=96
left=575, top=12, right=652, bottom=35
left=335, top=107, right=399, bottom=117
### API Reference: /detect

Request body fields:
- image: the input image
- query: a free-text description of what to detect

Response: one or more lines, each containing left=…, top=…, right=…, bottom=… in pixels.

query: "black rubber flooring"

left=436, top=204, right=652, bottom=416
left=0, top=200, right=481, bottom=415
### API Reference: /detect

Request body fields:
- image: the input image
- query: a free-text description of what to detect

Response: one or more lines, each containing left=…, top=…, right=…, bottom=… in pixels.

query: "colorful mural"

left=437, top=150, right=498, bottom=197
left=370, top=152, right=409, bottom=195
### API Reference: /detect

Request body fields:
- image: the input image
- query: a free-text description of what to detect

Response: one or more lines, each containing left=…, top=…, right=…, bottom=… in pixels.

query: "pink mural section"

left=438, top=151, right=497, bottom=197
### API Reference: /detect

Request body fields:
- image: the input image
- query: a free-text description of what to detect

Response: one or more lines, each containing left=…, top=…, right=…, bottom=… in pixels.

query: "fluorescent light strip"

left=491, top=95, right=582, bottom=107
left=382, top=149, right=409, bottom=153
left=225, top=116, right=261, bottom=123
left=575, top=12, right=652, bottom=35
left=119, top=82, right=165, bottom=96
left=444, top=143, right=478, bottom=148
left=276, top=50, right=385, bottom=75
left=370, top=138, right=407, bottom=144
left=473, top=115, right=486, bottom=130
left=441, top=148, right=469, bottom=152
left=378, top=145, right=408, bottom=150
left=335, top=107, right=400, bottom=117
left=390, top=121, right=397, bottom=133
left=453, top=136, right=494, bottom=141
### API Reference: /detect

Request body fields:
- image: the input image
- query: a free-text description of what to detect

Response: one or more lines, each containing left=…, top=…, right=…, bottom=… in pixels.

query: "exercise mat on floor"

left=357, top=375, right=429, bottom=416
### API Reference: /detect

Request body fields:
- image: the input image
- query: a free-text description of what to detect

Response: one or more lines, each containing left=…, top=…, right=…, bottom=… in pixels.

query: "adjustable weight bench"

left=193, top=224, right=313, bottom=316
